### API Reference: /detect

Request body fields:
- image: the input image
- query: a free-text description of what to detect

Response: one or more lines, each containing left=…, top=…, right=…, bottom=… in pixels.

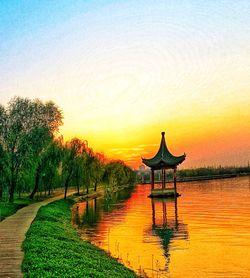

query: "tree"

left=0, top=97, right=63, bottom=202
left=103, top=160, right=136, bottom=190
left=62, top=138, right=86, bottom=199
left=0, top=105, right=8, bottom=200
left=0, top=97, right=136, bottom=202
left=29, top=136, right=63, bottom=199
left=43, top=138, right=63, bottom=196
left=91, top=153, right=105, bottom=192
left=0, top=144, right=7, bottom=200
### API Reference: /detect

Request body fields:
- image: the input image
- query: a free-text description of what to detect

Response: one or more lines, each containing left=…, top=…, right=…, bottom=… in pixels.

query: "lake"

left=72, top=176, right=250, bottom=277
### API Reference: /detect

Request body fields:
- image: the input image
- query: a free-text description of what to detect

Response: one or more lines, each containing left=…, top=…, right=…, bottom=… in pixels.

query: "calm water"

left=72, top=177, right=250, bottom=277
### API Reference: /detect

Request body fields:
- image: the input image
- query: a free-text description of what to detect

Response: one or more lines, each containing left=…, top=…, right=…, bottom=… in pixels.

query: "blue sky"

left=1, top=1, right=250, bottom=167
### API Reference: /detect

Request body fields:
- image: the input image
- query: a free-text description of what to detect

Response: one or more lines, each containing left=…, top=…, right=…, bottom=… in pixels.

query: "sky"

left=0, top=0, right=250, bottom=169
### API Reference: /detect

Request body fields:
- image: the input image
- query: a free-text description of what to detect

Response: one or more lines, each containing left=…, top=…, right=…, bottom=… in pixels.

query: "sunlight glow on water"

left=73, top=177, right=250, bottom=277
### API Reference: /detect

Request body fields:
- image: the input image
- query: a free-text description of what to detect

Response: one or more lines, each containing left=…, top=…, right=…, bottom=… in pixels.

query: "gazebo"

left=142, top=132, right=186, bottom=198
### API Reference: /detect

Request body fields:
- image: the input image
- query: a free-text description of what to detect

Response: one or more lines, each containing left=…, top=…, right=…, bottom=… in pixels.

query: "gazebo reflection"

left=150, top=198, right=189, bottom=271
left=151, top=198, right=180, bottom=229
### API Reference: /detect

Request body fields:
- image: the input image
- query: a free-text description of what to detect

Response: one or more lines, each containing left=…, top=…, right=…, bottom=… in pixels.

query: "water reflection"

left=72, top=177, right=250, bottom=278
left=73, top=186, right=189, bottom=277
left=73, top=186, right=135, bottom=230
left=149, top=198, right=189, bottom=274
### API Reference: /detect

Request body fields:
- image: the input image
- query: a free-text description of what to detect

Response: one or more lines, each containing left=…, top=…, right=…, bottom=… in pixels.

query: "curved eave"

left=142, top=154, right=186, bottom=170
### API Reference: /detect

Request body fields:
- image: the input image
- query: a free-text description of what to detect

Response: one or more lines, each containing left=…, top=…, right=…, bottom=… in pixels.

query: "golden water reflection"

left=73, top=177, right=250, bottom=277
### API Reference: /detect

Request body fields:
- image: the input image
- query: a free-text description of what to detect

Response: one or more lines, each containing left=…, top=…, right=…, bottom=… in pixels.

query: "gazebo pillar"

left=161, top=169, right=164, bottom=189
left=151, top=199, right=155, bottom=227
left=151, top=169, right=155, bottom=190
left=163, top=169, right=166, bottom=189
left=173, top=167, right=177, bottom=197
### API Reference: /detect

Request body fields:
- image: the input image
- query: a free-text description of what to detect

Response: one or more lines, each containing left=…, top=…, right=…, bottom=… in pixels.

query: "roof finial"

left=161, top=131, right=165, bottom=137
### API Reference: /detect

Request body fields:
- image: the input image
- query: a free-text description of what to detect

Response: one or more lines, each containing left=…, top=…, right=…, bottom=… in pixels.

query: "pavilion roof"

left=142, top=132, right=186, bottom=170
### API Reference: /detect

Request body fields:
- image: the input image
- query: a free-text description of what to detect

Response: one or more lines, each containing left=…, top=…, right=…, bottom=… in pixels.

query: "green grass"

left=0, top=202, right=25, bottom=221
left=22, top=199, right=137, bottom=278
left=0, top=197, right=36, bottom=221
left=0, top=196, right=48, bottom=221
left=0, top=189, right=69, bottom=221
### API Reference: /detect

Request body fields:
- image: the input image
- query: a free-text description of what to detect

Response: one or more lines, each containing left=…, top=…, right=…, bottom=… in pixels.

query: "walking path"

left=0, top=191, right=75, bottom=278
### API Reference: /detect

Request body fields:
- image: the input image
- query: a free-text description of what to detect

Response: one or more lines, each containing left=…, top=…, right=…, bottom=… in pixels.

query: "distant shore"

left=142, top=173, right=250, bottom=184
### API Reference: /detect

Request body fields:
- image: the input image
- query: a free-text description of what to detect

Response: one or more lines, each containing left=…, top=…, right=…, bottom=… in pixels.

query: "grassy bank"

left=22, top=199, right=137, bottom=278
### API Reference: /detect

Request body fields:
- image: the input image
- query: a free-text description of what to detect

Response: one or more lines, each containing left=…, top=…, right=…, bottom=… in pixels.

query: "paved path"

left=0, top=191, right=75, bottom=278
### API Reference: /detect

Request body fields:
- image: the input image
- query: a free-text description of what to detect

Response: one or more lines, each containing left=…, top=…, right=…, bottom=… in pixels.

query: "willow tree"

left=0, top=105, right=7, bottom=200
left=0, top=97, right=63, bottom=202
left=90, top=152, right=105, bottom=192
left=40, top=137, right=63, bottom=196
left=0, top=144, right=7, bottom=200
left=103, top=160, right=136, bottom=190
left=62, top=138, right=86, bottom=199
left=29, top=135, right=63, bottom=199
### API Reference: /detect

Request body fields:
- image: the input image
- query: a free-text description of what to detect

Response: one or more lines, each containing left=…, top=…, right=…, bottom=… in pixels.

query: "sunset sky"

left=1, top=1, right=250, bottom=169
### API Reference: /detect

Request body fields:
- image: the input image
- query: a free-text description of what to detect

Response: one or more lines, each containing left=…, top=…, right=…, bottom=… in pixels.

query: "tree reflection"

left=73, top=185, right=135, bottom=229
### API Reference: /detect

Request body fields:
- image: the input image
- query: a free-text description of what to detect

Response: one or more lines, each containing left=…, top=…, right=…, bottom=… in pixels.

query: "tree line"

left=178, top=165, right=250, bottom=178
left=0, top=97, right=136, bottom=203
left=137, top=165, right=250, bottom=183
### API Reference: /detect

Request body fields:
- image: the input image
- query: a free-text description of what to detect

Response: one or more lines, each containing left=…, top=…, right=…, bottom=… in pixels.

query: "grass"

left=0, top=197, right=36, bottom=221
left=22, top=199, right=137, bottom=278
left=0, top=202, right=24, bottom=221
left=0, top=189, right=68, bottom=221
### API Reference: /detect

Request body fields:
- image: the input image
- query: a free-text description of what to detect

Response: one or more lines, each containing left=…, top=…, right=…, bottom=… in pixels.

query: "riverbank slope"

left=22, top=199, right=137, bottom=277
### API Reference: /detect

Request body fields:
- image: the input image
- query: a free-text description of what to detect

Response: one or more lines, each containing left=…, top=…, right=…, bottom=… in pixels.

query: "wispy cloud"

left=109, top=147, right=144, bottom=153
left=137, top=144, right=158, bottom=148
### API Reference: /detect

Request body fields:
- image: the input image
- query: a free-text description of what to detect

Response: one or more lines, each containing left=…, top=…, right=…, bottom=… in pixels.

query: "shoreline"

left=73, top=183, right=135, bottom=202
left=22, top=185, right=137, bottom=277
left=71, top=184, right=137, bottom=268
left=22, top=198, right=137, bottom=277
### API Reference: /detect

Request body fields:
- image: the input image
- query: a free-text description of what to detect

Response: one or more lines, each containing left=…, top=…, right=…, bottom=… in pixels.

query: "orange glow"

left=60, top=99, right=250, bottom=168
left=73, top=177, right=250, bottom=277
